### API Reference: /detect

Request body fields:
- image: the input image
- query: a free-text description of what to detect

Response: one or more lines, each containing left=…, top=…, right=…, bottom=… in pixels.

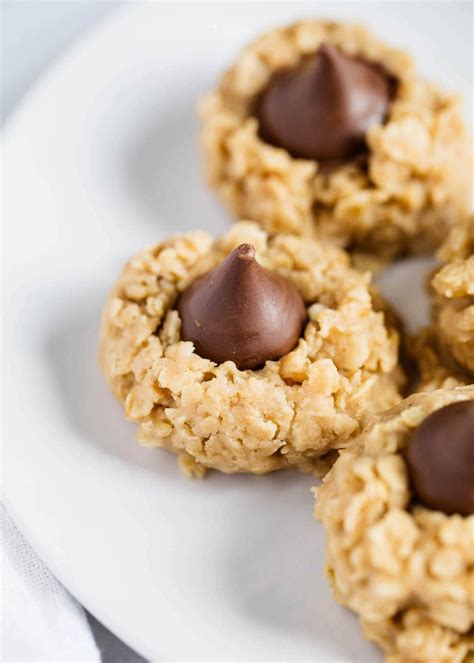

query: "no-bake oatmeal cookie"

left=199, top=20, right=471, bottom=261
left=99, top=222, right=402, bottom=476
left=415, top=218, right=474, bottom=391
left=315, top=386, right=474, bottom=663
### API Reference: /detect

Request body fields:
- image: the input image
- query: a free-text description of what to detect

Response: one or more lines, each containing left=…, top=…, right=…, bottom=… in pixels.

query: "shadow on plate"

left=122, top=93, right=227, bottom=235
left=44, top=291, right=177, bottom=478
left=222, top=484, right=383, bottom=662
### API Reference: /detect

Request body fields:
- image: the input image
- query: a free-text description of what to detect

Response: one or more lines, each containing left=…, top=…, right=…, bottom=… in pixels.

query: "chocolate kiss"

left=407, top=400, right=474, bottom=516
left=256, top=43, right=392, bottom=163
left=177, top=243, right=307, bottom=370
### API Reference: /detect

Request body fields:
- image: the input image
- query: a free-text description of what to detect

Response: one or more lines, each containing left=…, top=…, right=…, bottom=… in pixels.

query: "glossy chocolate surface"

left=178, top=244, right=307, bottom=370
left=407, top=400, right=474, bottom=516
left=256, top=43, right=392, bottom=164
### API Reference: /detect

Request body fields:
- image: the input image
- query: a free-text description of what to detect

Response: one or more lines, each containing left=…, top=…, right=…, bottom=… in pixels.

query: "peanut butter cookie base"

left=315, top=387, right=474, bottom=663
left=432, top=221, right=474, bottom=376
left=413, top=221, right=474, bottom=391
left=411, top=326, right=471, bottom=392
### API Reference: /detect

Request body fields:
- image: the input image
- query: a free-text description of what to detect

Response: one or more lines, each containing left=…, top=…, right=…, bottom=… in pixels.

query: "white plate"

left=3, top=3, right=471, bottom=660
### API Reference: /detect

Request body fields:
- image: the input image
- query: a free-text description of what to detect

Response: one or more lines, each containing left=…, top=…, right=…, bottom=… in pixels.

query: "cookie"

left=199, top=20, right=471, bottom=261
left=432, top=220, right=474, bottom=374
left=99, top=221, right=402, bottom=476
left=412, top=327, right=471, bottom=392
left=315, top=386, right=474, bottom=663
left=415, top=218, right=474, bottom=390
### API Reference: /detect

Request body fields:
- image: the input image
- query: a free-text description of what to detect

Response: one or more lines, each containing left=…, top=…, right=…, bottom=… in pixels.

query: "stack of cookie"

left=99, top=20, right=473, bottom=663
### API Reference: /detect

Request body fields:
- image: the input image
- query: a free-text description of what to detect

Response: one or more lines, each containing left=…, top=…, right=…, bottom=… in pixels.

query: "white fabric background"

left=2, top=504, right=99, bottom=662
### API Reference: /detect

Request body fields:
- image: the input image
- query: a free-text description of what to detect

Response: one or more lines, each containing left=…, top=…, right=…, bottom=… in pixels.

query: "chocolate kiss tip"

left=177, top=243, right=307, bottom=370
left=235, top=243, right=256, bottom=262
left=318, top=42, right=340, bottom=60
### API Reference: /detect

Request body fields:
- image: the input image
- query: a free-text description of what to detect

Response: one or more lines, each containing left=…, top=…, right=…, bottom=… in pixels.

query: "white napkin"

left=1, top=502, right=100, bottom=662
